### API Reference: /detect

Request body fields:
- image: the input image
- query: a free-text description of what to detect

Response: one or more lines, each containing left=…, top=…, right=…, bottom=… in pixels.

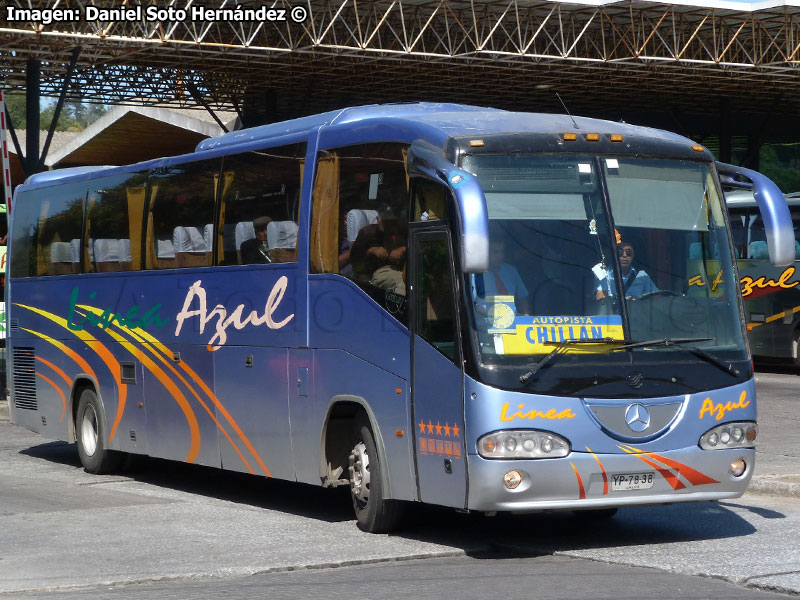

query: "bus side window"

left=86, top=172, right=147, bottom=272
left=791, top=206, right=800, bottom=260
left=310, top=142, right=410, bottom=325
left=145, top=159, right=219, bottom=270
left=16, top=181, right=87, bottom=277
left=217, top=143, right=305, bottom=266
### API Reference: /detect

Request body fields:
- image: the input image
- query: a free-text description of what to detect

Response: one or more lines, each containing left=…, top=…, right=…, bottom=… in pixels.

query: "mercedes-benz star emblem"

left=625, top=403, right=651, bottom=432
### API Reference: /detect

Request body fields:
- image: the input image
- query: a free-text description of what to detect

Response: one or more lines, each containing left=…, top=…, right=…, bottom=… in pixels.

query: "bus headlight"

left=478, top=430, right=570, bottom=459
left=699, top=422, right=756, bottom=450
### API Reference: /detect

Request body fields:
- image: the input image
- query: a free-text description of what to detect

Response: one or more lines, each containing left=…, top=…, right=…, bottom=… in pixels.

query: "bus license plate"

left=611, top=472, right=654, bottom=491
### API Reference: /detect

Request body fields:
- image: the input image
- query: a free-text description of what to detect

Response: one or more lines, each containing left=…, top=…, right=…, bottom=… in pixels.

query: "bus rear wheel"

left=348, top=423, right=403, bottom=533
left=76, top=389, right=122, bottom=474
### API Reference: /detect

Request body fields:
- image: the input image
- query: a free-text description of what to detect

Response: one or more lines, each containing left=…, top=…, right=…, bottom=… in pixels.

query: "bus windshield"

left=462, top=153, right=748, bottom=397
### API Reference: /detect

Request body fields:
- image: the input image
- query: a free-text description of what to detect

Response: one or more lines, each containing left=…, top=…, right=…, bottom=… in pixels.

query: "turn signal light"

left=563, top=133, right=577, bottom=141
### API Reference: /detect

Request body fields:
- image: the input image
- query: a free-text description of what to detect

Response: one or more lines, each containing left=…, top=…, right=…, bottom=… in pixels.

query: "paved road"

left=751, top=367, right=800, bottom=488
left=0, top=366, right=798, bottom=598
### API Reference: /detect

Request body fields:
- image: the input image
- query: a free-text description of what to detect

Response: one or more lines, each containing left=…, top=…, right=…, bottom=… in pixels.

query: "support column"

left=25, top=59, right=41, bottom=176
left=744, top=131, right=761, bottom=171
left=719, top=98, right=731, bottom=164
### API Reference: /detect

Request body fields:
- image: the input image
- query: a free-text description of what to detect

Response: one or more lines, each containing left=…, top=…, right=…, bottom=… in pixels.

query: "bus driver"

left=595, top=240, right=658, bottom=300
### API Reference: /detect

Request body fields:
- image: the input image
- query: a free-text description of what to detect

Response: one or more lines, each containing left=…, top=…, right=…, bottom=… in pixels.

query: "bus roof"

left=196, top=102, right=692, bottom=153
left=20, top=102, right=698, bottom=189
left=725, top=189, right=800, bottom=207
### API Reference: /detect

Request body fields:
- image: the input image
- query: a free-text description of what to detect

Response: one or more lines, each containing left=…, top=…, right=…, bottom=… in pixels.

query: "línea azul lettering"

left=174, top=277, right=294, bottom=349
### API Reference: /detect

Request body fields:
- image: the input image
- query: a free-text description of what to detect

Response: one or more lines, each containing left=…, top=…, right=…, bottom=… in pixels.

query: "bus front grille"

left=12, top=347, right=37, bottom=411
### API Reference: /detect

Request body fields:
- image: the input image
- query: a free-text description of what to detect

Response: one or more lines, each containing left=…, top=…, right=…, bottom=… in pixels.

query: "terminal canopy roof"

left=3, top=0, right=800, bottom=140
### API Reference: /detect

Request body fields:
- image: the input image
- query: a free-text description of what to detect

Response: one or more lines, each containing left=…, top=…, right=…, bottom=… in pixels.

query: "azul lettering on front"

left=699, top=390, right=750, bottom=421
left=175, top=277, right=294, bottom=349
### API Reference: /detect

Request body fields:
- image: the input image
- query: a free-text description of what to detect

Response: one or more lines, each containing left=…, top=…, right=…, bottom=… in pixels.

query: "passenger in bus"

left=240, top=216, right=272, bottom=264
left=350, top=205, right=407, bottom=294
left=595, top=240, right=658, bottom=299
left=473, top=239, right=530, bottom=316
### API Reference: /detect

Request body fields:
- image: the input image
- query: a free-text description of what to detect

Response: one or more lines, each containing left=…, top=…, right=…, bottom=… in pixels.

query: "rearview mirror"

left=408, top=140, right=488, bottom=272
left=717, top=162, right=794, bottom=266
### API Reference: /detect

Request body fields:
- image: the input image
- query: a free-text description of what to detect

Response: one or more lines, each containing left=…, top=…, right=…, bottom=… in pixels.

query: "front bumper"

left=467, top=447, right=754, bottom=512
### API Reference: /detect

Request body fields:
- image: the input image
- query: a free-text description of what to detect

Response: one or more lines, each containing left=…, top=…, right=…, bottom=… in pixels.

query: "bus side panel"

left=738, top=259, right=800, bottom=358
left=214, top=345, right=292, bottom=480
left=142, top=341, right=220, bottom=468
left=293, top=348, right=415, bottom=501
left=8, top=337, right=71, bottom=441
left=305, top=276, right=414, bottom=500
left=308, top=276, right=410, bottom=378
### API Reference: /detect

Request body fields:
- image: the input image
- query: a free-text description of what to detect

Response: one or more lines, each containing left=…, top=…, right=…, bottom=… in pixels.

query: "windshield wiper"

left=520, top=338, right=625, bottom=385
left=612, top=337, right=740, bottom=377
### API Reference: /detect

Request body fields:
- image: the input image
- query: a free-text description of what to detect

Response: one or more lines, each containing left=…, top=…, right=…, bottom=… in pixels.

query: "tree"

left=759, top=144, right=800, bottom=195
left=3, top=92, right=109, bottom=132
left=3, top=93, right=28, bottom=129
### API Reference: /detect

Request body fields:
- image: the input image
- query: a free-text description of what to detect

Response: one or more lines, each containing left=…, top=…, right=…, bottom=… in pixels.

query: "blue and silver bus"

left=6, top=104, right=793, bottom=532
left=724, top=190, right=800, bottom=365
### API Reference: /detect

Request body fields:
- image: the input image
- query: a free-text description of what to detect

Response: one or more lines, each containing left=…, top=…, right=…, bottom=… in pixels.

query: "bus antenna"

left=556, top=92, right=580, bottom=130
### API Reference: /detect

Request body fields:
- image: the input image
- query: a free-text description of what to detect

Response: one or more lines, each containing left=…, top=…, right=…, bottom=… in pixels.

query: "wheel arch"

left=319, top=395, right=393, bottom=498
left=68, top=375, right=103, bottom=443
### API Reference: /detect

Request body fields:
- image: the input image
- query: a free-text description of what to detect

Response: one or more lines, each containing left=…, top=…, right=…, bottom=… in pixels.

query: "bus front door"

left=409, top=225, right=467, bottom=508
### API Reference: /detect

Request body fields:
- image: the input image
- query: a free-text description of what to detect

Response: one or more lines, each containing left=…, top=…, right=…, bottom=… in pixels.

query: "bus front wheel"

left=76, top=389, right=122, bottom=474
left=348, top=423, right=403, bottom=533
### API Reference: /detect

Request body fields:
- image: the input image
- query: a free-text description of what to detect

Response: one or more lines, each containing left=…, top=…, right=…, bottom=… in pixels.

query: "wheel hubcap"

left=349, top=441, right=370, bottom=505
left=81, top=405, right=99, bottom=457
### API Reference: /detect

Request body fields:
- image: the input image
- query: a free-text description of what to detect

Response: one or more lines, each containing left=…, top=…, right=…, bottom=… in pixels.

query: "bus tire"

left=793, top=328, right=800, bottom=368
left=348, top=422, right=404, bottom=533
left=76, top=388, right=123, bottom=474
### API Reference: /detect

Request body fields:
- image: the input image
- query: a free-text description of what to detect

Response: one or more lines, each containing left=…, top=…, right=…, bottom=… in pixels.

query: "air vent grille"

left=12, top=347, right=37, bottom=411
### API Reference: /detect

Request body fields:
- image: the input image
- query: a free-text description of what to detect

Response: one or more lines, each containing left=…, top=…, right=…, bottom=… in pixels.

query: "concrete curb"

left=747, top=475, right=800, bottom=499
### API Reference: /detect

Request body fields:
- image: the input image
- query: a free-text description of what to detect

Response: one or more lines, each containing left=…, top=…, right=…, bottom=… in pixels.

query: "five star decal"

left=417, top=419, right=462, bottom=458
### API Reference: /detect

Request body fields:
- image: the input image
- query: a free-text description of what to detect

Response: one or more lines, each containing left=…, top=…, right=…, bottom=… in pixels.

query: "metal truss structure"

left=2, top=0, right=800, bottom=124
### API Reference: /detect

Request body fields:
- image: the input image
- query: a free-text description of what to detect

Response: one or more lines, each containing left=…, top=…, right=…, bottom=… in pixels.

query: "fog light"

left=504, top=470, right=523, bottom=489
left=730, top=458, right=746, bottom=477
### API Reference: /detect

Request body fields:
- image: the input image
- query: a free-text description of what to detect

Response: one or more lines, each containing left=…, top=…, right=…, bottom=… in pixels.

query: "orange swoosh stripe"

left=16, top=304, right=127, bottom=443
left=35, top=356, right=73, bottom=388
left=586, top=447, right=608, bottom=495
left=637, top=451, right=719, bottom=486
left=570, top=462, right=586, bottom=499
left=35, top=372, right=66, bottom=422
left=619, top=446, right=686, bottom=490
left=78, top=306, right=251, bottom=473
left=129, top=325, right=271, bottom=477
left=73, top=310, right=202, bottom=464
left=23, top=329, right=97, bottom=380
